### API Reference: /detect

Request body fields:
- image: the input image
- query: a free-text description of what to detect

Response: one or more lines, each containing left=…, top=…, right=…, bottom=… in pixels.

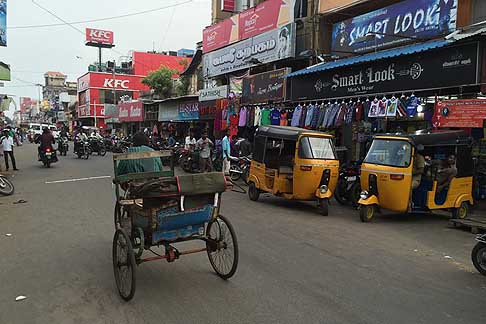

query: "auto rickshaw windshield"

left=299, top=137, right=336, bottom=159
left=364, top=139, right=412, bottom=168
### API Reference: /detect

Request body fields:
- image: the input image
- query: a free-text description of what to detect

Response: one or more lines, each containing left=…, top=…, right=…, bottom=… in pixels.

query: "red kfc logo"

left=86, top=28, right=114, bottom=45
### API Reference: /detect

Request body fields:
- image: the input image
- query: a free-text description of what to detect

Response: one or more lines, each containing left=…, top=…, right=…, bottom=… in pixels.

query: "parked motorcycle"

left=472, top=234, right=486, bottom=276
left=229, top=156, right=251, bottom=183
left=89, top=138, right=107, bottom=156
left=58, top=137, right=69, bottom=156
left=334, top=161, right=361, bottom=208
left=39, top=146, right=58, bottom=168
left=75, top=141, right=91, bottom=159
left=0, top=174, right=14, bottom=196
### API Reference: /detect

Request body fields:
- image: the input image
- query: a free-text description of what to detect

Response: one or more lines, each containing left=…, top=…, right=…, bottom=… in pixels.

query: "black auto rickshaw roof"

left=255, top=125, right=331, bottom=141
left=375, top=130, right=471, bottom=147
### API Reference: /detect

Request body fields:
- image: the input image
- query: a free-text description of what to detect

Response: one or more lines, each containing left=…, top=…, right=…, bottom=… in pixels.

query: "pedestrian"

left=1, top=129, right=18, bottom=171
left=222, top=129, right=231, bottom=175
left=197, top=132, right=214, bottom=173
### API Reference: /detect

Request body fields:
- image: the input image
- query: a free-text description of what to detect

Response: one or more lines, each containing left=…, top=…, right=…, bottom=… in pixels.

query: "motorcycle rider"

left=74, top=129, right=88, bottom=154
left=36, top=127, right=55, bottom=160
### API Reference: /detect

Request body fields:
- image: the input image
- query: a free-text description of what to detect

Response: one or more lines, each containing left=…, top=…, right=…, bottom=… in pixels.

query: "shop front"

left=287, top=39, right=482, bottom=161
left=118, top=101, right=144, bottom=135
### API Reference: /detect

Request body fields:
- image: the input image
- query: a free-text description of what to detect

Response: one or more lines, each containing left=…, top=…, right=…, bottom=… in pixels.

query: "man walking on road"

left=222, top=129, right=231, bottom=175
left=1, top=129, right=18, bottom=171
left=197, top=132, right=213, bottom=173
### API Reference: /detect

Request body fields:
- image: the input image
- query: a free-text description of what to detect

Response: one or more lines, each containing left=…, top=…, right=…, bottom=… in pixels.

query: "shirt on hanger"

left=317, top=103, right=327, bottom=127
left=238, top=107, right=248, bottom=127
left=344, top=103, right=354, bottom=124
left=299, top=106, right=308, bottom=128
left=407, top=95, right=420, bottom=117
left=254, top=106, right=262, bottom=127
left=305, top=104, right=315, bottom=127
left=354, top=102, right=364, bottom=121
left=310, top=105, right=320, bottom=128
left=261, top=108, right=271, bottom=126
left=269, top=108, right=280, bottom=125
left=280, top=110, right=288, bottom=126
left=291, top=105, right=302, bottom=127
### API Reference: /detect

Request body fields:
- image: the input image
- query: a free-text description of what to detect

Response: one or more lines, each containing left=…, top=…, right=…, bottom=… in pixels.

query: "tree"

left=142, top=66, right=177, bottom=99
left=175, top=59, right=190, bottom=97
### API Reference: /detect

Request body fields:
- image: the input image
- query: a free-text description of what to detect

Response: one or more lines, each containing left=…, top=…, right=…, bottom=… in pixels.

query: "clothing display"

left=238, top=106, right=247, bottom=127
left=280, top=110, right=288, bottom=126
left=254, top=106, right=262, bottom=127
left=270, top=108, right=281, bottom=125
left=305, top=104, right=315, bottom=128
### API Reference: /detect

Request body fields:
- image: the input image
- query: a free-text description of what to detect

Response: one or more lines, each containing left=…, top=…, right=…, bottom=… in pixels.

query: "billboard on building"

left=242, top=68, right=288, bottom=104
left=0, top=0, right=6, bottom=47
left=331, top=0, right=458, bottom=54
left=203, top=0, right=294, bottom=53
left=199, top=85, right=228, bottom=101
left=85, top=28, right=114, bottom=48
left=221, top=0, right=235, bottom=12
left=433, top=99, right=486, bottom=128
left=118, top=101, right=143, bottom=122
left=203, top=23, right=295, bottom=77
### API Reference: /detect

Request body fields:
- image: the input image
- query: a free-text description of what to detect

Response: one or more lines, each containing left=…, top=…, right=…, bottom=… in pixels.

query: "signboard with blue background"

left=332, top=0, right=457, bottom=54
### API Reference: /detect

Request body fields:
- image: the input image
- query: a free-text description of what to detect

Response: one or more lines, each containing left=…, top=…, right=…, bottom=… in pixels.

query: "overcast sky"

left=2, top=0, right=210, bottom=116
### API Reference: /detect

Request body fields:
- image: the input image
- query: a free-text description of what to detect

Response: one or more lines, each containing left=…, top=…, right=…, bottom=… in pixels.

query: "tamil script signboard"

left=332, top=0, right=458, bottom=54
left=203, top=23, right=295, bottom=77
left=433, top=99, right=486, bottom=128
left=291, top=42, right=478, bottom=100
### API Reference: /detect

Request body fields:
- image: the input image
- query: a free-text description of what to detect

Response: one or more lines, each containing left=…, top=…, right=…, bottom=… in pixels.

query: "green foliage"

left=142, top=66, right=177, bottom=98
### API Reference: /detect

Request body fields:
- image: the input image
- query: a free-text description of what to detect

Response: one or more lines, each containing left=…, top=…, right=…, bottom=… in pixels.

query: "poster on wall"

left=0, top=0, right=6, bottom=47
left=332, top=0, right=458, bottom=54
left=203, top=23, right=295, bottom=77
left=433, top=99, right=486, bottom=128
left=242, top=68, right=288, bottom=104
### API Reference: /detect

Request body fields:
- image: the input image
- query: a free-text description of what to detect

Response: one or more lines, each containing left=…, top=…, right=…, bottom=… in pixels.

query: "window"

left=299, top=137, right=336, bottom=160
left=253, top=136, right=266, bottom=162
left=364, top=140, right=412, bottom=168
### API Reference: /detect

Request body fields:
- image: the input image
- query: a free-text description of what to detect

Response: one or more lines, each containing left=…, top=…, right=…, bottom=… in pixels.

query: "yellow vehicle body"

left=247, top=126, right=339, bottom=215
left=358, top=131, right=474, bottom=221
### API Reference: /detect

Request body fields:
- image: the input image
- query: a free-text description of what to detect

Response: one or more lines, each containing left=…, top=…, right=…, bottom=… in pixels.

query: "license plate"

left=347, top=176, right=356, bottom=181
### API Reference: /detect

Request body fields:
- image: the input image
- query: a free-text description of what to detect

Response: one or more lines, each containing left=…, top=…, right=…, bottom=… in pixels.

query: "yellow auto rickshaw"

left=358, top=130, right=474, bottom=222
left=247, top=126, right=339, bottom=216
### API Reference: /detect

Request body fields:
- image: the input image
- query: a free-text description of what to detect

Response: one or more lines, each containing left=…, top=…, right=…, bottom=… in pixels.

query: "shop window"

left=295, top=0, right=308, bottom=19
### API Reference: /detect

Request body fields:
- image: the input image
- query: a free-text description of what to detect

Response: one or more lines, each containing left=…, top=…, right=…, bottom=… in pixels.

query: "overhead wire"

left=10, top=0, right=194, bottom=30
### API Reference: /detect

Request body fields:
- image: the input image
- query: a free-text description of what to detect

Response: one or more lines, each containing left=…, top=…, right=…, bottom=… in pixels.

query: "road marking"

left=45, top=175, right=112, bottom=184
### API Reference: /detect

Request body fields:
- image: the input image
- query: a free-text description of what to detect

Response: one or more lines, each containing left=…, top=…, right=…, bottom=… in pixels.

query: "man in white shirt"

left=185, top=130, right=196, bottom=150
left=1, top=129, right=18, bottom=171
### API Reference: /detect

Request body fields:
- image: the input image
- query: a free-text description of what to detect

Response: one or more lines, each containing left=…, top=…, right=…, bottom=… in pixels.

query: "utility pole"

left=112, top=60, right=116, bottom=105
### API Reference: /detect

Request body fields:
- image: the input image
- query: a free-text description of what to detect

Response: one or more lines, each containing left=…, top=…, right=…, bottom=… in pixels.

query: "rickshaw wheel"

left=206, top=215, right=239, bottom=280
left=360, top=205, right=375, bottom=222
left=452, top=202, right=469, bottom=220
left=248, top=182, right=260, bottom=201
left=112, top=229, right=136, bottom=301
left=471, top=242, right=486, bottom=276
left=319, top=198, right=329, bottom=216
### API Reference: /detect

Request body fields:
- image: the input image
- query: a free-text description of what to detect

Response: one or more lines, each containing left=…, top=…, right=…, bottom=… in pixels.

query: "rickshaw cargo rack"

left=449, top=215, right=486, bottom=234
left=112, top=150, right=238, bottom=301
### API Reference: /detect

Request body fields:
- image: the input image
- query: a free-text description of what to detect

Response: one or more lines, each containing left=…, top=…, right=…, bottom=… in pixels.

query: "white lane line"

left=45, top=175, right=112, bottom=184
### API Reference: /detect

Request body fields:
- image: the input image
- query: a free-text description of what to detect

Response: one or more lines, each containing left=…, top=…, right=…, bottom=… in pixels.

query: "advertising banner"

left=118, top=101, right=143, bottom=122
left=199, top=85, right=228, bottom=101
left=242, top=68, right=288, bottom=104
left=202, top=0, right=293, bottom=53
left=0, top=0, right=6, bottom=47
left=433, top=99, right=486, bottom=128
left=78, top=104, right=105, bottom=118
left=221, top=0, right=235, bottom=12
left=332, top=0, right=458, bottom=54
left=178, top=102, right=199, bottom=121
left=85, top=28, right=114, bottom=47
left=291, top=42, right=478, bottom=101
left=238, top=0, right=292, bottom=40
left=85, top=72, right=149, bottom=91
left=20, top=97, right=33, bottom=114
left=77, top=73, right=90, bottom=92
left=203, top=23, right=295, bottom=77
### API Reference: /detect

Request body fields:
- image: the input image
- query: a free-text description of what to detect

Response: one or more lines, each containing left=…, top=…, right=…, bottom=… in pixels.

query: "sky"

left=1, top=0, right=211, bottom=117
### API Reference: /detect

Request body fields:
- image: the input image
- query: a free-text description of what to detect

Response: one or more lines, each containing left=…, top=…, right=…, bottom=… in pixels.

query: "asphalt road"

left=1, top=144, right=485, bottom=324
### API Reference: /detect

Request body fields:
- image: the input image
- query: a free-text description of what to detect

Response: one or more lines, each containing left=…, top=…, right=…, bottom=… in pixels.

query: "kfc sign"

left=103, top=78, right=130, bottom=89
left=86, top=28, right=114, bottom=46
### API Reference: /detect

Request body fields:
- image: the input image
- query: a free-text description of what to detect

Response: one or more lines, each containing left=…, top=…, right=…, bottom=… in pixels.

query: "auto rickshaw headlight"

left=360, top=190, right=369, bottom=199
left=319, top=185, right=328, bottom=193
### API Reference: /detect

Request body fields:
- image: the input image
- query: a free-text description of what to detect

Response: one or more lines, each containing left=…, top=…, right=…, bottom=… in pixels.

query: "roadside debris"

left=15, top=296, right=27, bottom=302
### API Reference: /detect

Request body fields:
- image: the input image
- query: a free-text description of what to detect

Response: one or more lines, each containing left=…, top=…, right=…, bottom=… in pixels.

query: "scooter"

left=58, top=137, right=69, bottom=156
left=0, top=174, right=14, bottom=196
left=472, top=234, right=486, bottom=276
left=75, top=141, right=91, bottom=159
left=229, top=156, right=251, bottom=183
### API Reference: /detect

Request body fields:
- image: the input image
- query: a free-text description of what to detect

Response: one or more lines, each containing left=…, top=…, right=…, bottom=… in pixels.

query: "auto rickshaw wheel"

left=452, top=202, right=469, bottom=219
left=360, top=205, right=375, bottom=222
left=318, top=198, right=329, bottom=216
left=248, top=182, right=260, bottom=201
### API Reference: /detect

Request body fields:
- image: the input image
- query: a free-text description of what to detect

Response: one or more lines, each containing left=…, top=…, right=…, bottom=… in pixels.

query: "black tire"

left=360, top=204, right=375, bottom=222
left=77, top=153, right=82, bottom=159
left=452, top=202, right=469, bottom=219
left=0, top=176, right=14, bottom=196
left=230, top=165, right=241, bottom=182
left=471, top=242, right=486, bottom=276
left=206, top=215, right=238, bottom=280
left=242, top=168, right=249, bottom=185
left=99, top=147, right=107, bottom=156
left=319, top=198, right=329, bottom=216
left=112, top=229, right=136, bottom=301
left=334, top=179, right=347, bottom=205
left=349, top=182, right=361, bottom=208
left=46, top=160, right=51, bottom=168
left=248, top=182, right=260, bottom=201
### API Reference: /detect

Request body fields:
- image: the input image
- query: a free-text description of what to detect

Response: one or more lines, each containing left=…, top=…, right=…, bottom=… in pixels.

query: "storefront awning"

left=287, top=39, right=453, bottom=78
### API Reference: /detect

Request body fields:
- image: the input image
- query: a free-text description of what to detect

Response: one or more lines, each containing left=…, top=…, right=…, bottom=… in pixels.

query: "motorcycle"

left=334, top=161, right=361, bottom=208
left=39, top=146, right=58, bottom=168
left=229, top=156, right=251, bottom=183
left=0, top=174, right=14, bottom=196
left=112, top=137, right=131, bottom=153
left=75, top=141, right=91, bottom=159
left=472, top=234, right=486, bottom=276
left=89, top=138, right=107, bottom=156
left=58, top=137, right=69, bottom=156
left=182, top=149, right=201, bottom=173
